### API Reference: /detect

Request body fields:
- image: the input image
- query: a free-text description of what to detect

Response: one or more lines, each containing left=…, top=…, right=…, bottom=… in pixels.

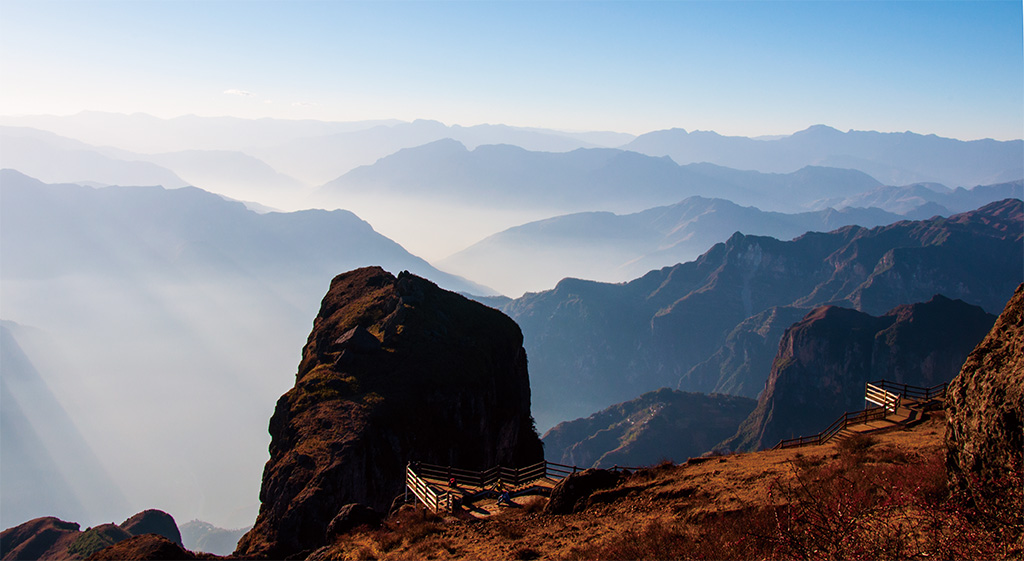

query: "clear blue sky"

left=1, top=0, right=1021, bottom=139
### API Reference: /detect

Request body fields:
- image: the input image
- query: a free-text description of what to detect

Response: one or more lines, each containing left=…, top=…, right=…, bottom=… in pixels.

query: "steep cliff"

left=723, top=295, right=996, bottom=451
left=235, top=267, right=544, bottom=559
left=945, top=283, right=1024, bottom=509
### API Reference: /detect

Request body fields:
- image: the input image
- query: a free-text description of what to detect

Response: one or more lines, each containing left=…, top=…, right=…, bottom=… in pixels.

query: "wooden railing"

left=868, top=380, right=948, bottom=401
left=405, top=463, right=451, bottom=513
left=865, top=383, right=901, bottom=413
left=405, top=460, right=635, bottom=513
left=772, top=404, right=893, bottom=450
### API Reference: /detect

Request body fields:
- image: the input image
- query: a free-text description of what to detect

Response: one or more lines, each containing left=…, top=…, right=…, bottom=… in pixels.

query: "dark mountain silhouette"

left=543, top=388, right=756, bottom=468
left=441, top=196, right=904, bottom=295
left=235, top=267, right=543, bottom=559
left=502, top=199, right=1023, bottom=430
left=722, top=296, right=997, bottom=452
left=315, top=140, right=885, bottom=214
left=624, top=125, right=1023, bottom=188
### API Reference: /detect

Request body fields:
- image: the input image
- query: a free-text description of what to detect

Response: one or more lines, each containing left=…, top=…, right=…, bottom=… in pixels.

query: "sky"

left=0, top=0, right=1021, bottom=141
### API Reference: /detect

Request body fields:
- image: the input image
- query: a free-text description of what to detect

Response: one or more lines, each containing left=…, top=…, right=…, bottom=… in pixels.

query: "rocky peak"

left=235, top=267, right=544, bottom=559
left=722, top=295, right=996, bottom=451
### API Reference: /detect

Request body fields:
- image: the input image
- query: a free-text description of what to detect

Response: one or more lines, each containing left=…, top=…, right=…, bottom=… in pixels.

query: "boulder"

left=544, top=469, right=624, bottom=515
left=324, top=504, right=381, bottom=541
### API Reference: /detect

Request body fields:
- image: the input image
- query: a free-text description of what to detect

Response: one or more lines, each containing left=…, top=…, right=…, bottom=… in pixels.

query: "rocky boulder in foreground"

left=235, top=267, right=544, bottom=559
left=945, top=283, right=1024, bottom=511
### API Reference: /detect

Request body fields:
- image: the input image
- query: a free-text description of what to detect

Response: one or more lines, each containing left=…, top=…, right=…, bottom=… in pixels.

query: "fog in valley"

left=1, top=0, right=1021, bottom=544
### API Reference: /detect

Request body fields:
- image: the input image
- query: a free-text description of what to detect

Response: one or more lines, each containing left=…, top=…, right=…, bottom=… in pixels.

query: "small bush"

left=836, top=433, right=877, bottom=455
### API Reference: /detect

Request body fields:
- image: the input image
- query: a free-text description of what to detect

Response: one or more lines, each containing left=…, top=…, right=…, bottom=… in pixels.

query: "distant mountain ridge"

left=625, top=124, right=1023, bottom=188
left=502, top=199, right=1023, bottom=430
left=315, top=139, right=886, bottom=214
left=441, top=196, right=907, bottom=295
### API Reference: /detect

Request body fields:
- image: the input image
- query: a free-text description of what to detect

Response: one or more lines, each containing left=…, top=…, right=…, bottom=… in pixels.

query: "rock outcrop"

left=118, top=510, right=182, bottom=547
left=544, top=469, right=625, bottom=515
left=0, top=510, right=184, bottom=561
left=235, top=267, right=544, bottom=559
left=0, top=517, right=81, bottom=560
left=84, top=534, right=197, bottom=561
left=722, top=295, right=996, bottom=451
left=542, top=388, right=756, bottom=468
left=945, top=283, right=1024, bottom=506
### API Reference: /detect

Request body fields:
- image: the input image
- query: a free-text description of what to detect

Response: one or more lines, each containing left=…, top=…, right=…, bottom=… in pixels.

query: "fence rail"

left=405, top=460, right=636, bottom=513
left=868, top=380, right=948, bottom=401
left=770, top=378, right=947, bottom=450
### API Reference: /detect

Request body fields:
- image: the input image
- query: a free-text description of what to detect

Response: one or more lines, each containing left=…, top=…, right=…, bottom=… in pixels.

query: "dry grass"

left=320, top=411, right=1022, bottom=560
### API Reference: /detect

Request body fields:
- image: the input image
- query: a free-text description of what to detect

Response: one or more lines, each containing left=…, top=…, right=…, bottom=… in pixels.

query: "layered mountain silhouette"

left=543, top=388, right=756, bottom=469
left=809, top=180, right=1023, bottom=216
left=0, top=126, right=188, bottom=188
left=315, top=139, right=885, bottom=214
left=502, top=199, right=1023, bottom=430
left=441, top=196, right=906, bottom=295
left=721, top=296, right=997, bottom=452
left=625, top=125, right=1023, bottom=187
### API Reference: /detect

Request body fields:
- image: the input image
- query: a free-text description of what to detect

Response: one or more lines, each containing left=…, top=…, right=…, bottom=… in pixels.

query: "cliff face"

left=235, top=267, right=544, bottom=559
left=723, top=295, right=996, bottom=451
left=945, top=283, right=1024, bottom=504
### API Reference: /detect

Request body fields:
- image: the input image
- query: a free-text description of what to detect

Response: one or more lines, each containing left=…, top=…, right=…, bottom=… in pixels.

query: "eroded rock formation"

left=235, top=267, right=544, bottom=559
left=945, top=283, right=1024, bottom=507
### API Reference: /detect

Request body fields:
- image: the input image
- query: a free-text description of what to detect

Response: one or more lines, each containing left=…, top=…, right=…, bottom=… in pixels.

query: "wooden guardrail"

left=868, top=380, right=948, bottom=401
left=405, top=460, right=635, bottom=513
left=865, top=382, right=901, bottom=413
left=772, top=404, right=893, bottom=450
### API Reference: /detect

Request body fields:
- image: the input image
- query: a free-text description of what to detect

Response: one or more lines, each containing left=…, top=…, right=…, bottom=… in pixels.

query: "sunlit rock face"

left=945, top=283, right=1024, bottom=507
left=235, top=267, right=543, bottom=560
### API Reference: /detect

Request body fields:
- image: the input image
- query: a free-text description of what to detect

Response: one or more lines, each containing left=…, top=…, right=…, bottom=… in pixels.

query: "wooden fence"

left=405, top=460, right=634, bottom=513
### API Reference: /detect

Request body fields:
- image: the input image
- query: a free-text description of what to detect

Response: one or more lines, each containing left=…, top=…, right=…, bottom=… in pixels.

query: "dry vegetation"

left=313, top=411, right=1022, bottom=560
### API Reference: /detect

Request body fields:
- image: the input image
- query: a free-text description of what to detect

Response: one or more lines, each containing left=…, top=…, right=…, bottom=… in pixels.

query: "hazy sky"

left=1, top=0, right=1021, bottom=140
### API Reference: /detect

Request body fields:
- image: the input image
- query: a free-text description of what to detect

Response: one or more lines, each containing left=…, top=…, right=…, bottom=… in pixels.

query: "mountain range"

left=625, top=124, right=1023, bottom=187
left=501, top=199, right=1023, bottom=430
left=440, top=196, right=907, bottom=295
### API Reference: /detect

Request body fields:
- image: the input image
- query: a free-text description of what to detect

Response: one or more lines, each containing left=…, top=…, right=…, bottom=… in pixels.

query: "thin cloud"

left=224, top=89, right=256, bottom=97
left=291, top=101, right=317, bottom=107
